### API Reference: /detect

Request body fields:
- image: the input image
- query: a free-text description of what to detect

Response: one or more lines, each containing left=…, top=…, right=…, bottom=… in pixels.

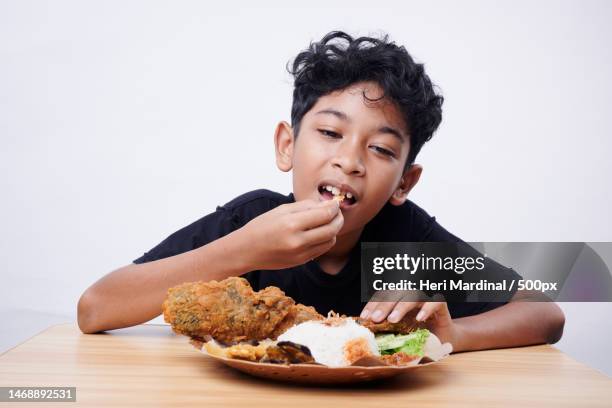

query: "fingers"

left=360, top=291, right=399, bottom=319
left=361, top=301, right=398, bottom=323
left=303, top=237, right=337, bottom=261
left=360, top=288, right=450, bottom=325
left=360, top=300, right=381, bottom=320
left=280, top=199, right=336, bottom=214
left=290, top=201, right=341, bottom=232
left=300, top=209, right=344, bottom=245
left=387, top=301, right=421, bottom=323
left=362, top=301, right=442, bottom=323
left=416, top=301, right=449, bottom=322
left=360, top=289, right=409, bottom=322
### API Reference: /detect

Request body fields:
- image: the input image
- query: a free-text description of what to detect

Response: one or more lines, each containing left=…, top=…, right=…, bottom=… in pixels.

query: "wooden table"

left=0, top=323, right=610, bottom=407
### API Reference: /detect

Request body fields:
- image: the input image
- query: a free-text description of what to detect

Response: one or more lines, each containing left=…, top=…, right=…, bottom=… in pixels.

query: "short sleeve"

left=131, top=189, right=291, bottom=265
left=132, top=206, right=238, bottom=264
left=421, top=217, right=462, bottom=243
left=419, top=210, right=523, bottom=318
left=448, top=258, right=523, bottom=318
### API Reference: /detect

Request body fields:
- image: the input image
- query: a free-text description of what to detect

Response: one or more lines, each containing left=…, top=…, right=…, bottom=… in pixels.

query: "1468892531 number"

left=0, top=387, right=76, bottom=402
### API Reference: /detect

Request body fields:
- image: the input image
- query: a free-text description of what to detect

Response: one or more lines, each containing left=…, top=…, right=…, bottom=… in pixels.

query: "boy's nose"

left=331, top=142, right=365, bottom=176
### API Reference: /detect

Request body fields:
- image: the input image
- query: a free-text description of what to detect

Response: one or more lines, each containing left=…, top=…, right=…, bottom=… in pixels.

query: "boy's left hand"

left=360, top=297, right=462, bottom=349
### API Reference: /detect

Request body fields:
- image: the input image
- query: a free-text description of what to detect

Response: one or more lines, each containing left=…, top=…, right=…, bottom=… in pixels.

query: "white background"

left=1, top=0, right=611, bottom=376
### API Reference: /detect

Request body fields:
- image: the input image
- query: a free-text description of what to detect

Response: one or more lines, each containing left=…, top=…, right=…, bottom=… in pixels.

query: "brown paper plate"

left=205, top=354, right=439, bottom=384
left=193, top=338, right=452, bottom=384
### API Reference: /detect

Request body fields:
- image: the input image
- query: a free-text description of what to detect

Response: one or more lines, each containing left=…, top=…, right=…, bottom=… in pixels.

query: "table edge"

left=0, top=321, right=73, bottom=358
left=6, top=323, right=609, bottom=380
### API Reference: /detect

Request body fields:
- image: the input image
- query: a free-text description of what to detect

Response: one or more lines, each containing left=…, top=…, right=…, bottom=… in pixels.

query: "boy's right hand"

left=238, top=199, right=344, bottom=270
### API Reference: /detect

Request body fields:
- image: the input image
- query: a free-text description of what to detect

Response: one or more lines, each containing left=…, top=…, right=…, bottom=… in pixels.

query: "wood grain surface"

left=0, top=323, right=610, bottom=407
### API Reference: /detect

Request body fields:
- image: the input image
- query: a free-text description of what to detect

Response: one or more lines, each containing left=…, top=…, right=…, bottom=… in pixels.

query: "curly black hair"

left=287, top=31, right=443, bottom=167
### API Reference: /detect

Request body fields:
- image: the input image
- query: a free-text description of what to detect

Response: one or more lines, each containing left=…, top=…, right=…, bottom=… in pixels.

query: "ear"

left=389, top=164, right=423, bottom=206
left=274, top=121, right=294, bottom=172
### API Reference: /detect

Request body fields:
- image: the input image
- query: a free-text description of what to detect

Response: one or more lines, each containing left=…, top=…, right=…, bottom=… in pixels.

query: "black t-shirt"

left=133, top=189, right=520, bottom=318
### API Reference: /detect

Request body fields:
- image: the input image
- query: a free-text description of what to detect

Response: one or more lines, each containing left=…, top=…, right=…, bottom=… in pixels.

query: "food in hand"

left=318, top=184, right=355, bottom=205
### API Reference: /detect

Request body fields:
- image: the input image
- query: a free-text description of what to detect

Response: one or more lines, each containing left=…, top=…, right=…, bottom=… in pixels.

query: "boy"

left=78, top=31, right=564, bottom=352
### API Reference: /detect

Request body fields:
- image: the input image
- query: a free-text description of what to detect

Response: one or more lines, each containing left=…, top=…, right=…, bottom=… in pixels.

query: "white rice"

left=277, top=318, right=379, bottom=367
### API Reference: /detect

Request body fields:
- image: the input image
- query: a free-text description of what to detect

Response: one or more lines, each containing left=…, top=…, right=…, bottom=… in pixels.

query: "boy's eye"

left=317, top=129, right=396, bottom=158
left=371, top=146, right=396, bottom=158
left=318, top=129, right=341, bottom=138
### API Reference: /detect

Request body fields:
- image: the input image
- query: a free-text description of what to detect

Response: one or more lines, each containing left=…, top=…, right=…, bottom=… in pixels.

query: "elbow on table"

left=77, top=290, right=103, bottom=334
left=545, top=303, right=566, bottom=344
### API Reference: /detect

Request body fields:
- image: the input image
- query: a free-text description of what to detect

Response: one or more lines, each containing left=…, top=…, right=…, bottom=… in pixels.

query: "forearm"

left=452, top=299, right=565, bottom=353
left=78, top=229, right=251, bottom=333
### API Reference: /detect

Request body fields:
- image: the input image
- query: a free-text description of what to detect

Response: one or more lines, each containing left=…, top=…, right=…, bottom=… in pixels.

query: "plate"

left=193, top=338, right=452, bottom=384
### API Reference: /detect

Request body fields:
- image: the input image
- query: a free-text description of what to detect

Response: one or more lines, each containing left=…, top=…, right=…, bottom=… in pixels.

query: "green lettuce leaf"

left=375, top=329, right=430, bottom=357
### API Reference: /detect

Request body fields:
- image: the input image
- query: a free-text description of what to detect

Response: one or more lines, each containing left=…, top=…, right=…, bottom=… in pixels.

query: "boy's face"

left=275, top=81, right=422, bottom=236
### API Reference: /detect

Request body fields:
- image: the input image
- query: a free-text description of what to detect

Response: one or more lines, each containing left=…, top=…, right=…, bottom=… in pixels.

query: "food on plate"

left=261, top=341, right=315, bottom=364
left=164, top=277, right=452, bottom=367
left=162, top=277, right=323, bottom=344
left=202, top=338, right=276, bottom=361
left=200, top=338, right=315, bottom=364
left=276, top=316, right=379, bottom=367
left=195, top=315, right=448, bottom=367
left=376, top=330, right=430, bottom=356
left=375, top=329, right=429, bottom=365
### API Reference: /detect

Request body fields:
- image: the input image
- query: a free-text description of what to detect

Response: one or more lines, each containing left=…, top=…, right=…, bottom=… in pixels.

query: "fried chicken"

left=162, top=277, right=323, bottom=343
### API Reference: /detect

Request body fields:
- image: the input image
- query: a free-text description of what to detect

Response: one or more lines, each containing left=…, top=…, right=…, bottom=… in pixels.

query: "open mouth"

left=317, top=184, right=357, bottom=207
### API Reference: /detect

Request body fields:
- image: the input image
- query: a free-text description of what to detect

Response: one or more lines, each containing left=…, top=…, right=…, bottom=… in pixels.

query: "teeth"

left=321, top=184, right=356, bottom=202
left=320, top=184, right=356, bottom=202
